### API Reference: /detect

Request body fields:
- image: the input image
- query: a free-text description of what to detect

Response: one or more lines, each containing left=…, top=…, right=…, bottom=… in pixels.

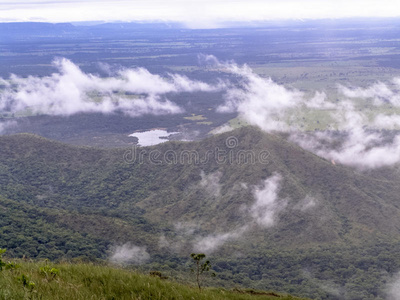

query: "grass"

left=0, top=261, right=309, bottom=300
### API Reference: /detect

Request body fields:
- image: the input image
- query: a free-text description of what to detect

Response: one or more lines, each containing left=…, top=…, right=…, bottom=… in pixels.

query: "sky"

left=1, top=0, right=400, bottom=27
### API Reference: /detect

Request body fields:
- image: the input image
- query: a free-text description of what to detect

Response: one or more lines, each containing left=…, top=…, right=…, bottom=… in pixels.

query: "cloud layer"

left=2, top=0, right=400, bottom=27
left=216, top=60, right=303, bottom=132
left=3, top=55, right=400, bottom=169
left=0, top=58, right=223, bottom=118
left=208, top=55, right=400, bottom=169
left=193, top=173, right=285, bottom=254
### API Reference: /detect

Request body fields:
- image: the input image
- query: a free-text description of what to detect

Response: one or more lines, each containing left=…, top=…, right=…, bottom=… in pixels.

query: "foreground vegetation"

left=0, top=259, right=309, bottom=300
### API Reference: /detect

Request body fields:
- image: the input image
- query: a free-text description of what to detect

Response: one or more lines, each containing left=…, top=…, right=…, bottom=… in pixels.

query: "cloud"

left=215, top=59, right=303, bottom=131
left=110, top=243, right=150, bottom=264
left=249, top=173, right=286, bottom=227
left=192, top=173, right=285, bottom=254
left=192, top=226, right=248, bottom=254
left=0, top=58, right=223, bottom=117
left=211, top=124, right=234, bottom=134
left=211, top=59, right=400, bottom=170
left=158, top=221, right=201, bottom=253
left=199, top=170, right=222, bottom=198
left=0, top=120, right=17, bottom=134
left=387, top=272, right=400, bottom=300
left=293, top=195, right=317, bottom=212
left=305, top=91, right=336, bottom=109
left=373, top=114, right=400, bottom=129
left=302, top=270, right=345, bottom=298
left=338, top=81, right=400, bottom=106
left=6, top=55, right=400, bottom=170
left=2, top=0, right=400, bottom=27
left=290, top=100, right=400, bottom=169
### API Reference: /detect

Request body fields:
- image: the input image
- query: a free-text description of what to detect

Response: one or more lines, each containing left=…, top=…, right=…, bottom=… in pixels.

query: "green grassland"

left=0, top=259, right=310, bottom=300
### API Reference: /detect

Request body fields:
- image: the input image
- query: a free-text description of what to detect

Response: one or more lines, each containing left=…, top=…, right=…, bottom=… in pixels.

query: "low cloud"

left=291, top=102, right=400, bottom=169
left=199, top=170, right=222, bottom=198
left=110, top=243, right=150, bottom=265
left=374, top=114, right=400, bottom=129
left=205, top=55, right=336, bottom=132
left=158, top=221, right=200, bottom=253
left=338, top=80, right=400, bottom=106
left=0, top=120, right=17, bottom=134
left=211, top=123, right=234, bottom=134
left=293, top=195, right=317, bottom=212
left=387, top=272, right=400, bottom=300
left=205, top=55, right=400, bottom=169
left=6, top=55, right=400, bottom=170
left=305, top=91, right=335, bottom=109
left=250, top=173, right=286, bottom=227
left=0, top=58, right=224, bottom=117
left=215, top=60, right=303, bottom=132
left=192, top=173, right=285, bottom=254
left=193, top=227, right=247, bottom=254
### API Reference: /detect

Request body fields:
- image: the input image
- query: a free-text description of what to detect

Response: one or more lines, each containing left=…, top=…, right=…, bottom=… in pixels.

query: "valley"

left=2, top=19, right=400, bottom=300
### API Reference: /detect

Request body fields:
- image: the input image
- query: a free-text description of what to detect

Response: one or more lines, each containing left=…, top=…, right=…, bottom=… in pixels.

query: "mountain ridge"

left=1, top=127, right=400, bottom=299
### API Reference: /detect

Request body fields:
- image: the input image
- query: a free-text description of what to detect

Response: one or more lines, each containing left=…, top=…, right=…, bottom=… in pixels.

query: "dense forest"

left=0, top=128, right=399, bottom=299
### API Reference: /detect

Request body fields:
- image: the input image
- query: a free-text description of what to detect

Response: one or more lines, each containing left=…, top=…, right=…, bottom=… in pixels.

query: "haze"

left=1, top=0, right=400, bottom=28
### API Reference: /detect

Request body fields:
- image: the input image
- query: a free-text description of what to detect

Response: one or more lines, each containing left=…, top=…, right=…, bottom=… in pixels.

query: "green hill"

left=0, top=258, right=309, bottom=300
left=0, top=127, right=400, bottom=299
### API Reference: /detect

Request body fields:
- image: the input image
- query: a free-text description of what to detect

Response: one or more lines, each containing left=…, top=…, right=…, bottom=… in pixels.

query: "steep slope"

left=1, top=128, right=400, bottom=299
left=2, top=129, right=400, bottom=246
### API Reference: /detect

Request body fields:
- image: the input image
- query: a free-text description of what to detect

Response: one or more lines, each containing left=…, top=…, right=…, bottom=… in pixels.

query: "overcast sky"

left=1, top=0, right=400, bottom=27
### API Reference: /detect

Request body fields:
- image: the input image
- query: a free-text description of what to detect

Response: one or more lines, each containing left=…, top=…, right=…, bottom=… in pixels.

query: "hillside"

left=0, top=258, right=309, bottom=300
left=0, top=127, right=400, bottom=299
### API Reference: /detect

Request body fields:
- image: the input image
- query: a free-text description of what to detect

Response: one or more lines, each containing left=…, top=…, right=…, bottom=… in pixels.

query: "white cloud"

left=216, top=60, right=303, bottom=132
left=0, top=58, right=223, bottom=117
left=0, top=120, right=17, bottom=133
left=290, top=104, right=400, bottom=169
left=110, top=243, right=150, bottom=264
left=192, top=173, right=285, bottom=254
left=193, top=227, right=247, bottom=254
left=210, top=56, right=400, bottom=169
left=338, top=82, right=400, bottom=106
left=374, top=114, right=400, bottom=129
left=211, top=60, right=400, bottom=170
left=294, top=195, right=317, bottom=212
left=250, top=173, right=286, bottom=227
left=387, top=272, right=400, bottom=300
left=211, top=123, right=234, bottom=135
left=199, top=170, right=222, bottom=198
left=305, top=91, right=335, bottom=109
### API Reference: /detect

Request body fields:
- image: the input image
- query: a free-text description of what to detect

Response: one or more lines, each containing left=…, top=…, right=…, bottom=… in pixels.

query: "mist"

left=110, top=243, right=150, bottom=265
left=387, top=272, right=400, bottom=300
left=192, top=173, right=285, bottom=254
left=199, top=170, right=222, bottom=198
left=250, top=173, right=286, bottom=227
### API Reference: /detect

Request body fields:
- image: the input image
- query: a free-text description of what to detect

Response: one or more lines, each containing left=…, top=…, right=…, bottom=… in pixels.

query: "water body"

left=129, top=129, right=179, bottom=146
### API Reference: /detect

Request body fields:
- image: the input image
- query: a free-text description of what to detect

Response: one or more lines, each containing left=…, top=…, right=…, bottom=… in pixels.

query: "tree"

left=190, top=253, right=215, bottom=291
left=0, top=249, right=6, bottom=271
